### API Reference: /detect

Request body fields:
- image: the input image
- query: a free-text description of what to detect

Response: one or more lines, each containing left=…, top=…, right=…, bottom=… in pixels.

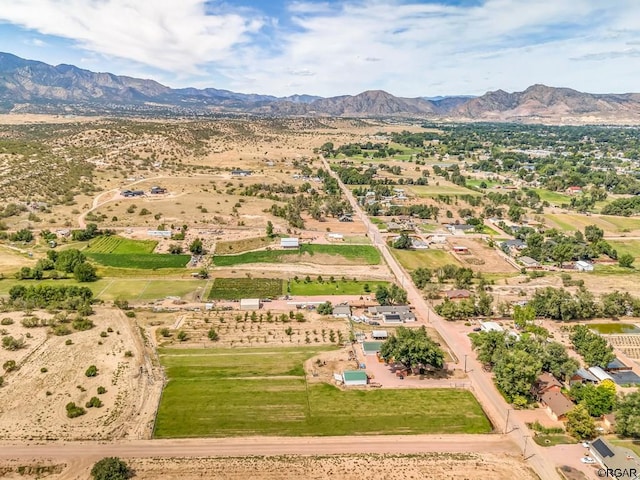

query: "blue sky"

left=0, top=0, right=639, bottom=97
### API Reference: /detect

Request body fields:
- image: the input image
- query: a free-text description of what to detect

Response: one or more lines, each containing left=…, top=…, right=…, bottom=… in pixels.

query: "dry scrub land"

left=0, top=307, right=159, bottom=440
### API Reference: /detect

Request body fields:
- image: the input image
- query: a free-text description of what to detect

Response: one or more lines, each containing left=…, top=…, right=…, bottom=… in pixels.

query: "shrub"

left=3, top=360, right=17, bottom=372
left=97, top=386, right=107, bottom=395
left=72, top=317, right=94, bottom=331
left=40, top=367, right=48, bottom=373
left=52, top=325, right=72, bottom=336
left=90, top=457, right=130, bottom=480
left=65, top=402, right=86, bottom=418
left=2, top=336, right=26, bottom=351
left=125, top=311, right=136, bottom=318
left=65, top=339, right=73, bottom=345
left=85, top=365, right=98, bottom=377
left=124, top=350, right=133, bottom=358
left=177, top=330, right=188, bottom=342
left=159, top=328, right=171, bottom=337
left=100, top=331, right=108, bottom=338
left=0, top=318, right=14, bottom=325
left=207, top=328, right=219, bottom=341
left=86, top=396, right=103, bottom=408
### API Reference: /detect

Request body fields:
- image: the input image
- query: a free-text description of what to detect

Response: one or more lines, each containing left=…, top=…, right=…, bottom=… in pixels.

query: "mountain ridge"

left=1, top=52, right=640, bottom=121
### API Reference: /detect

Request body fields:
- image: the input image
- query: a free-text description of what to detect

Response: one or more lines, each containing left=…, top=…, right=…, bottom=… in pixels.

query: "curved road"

left=321, top=156, right=561, bottom=480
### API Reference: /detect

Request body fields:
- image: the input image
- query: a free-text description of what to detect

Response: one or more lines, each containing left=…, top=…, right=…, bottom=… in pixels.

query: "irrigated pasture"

left=207, top=277, right=285, bottom=300
left=153, top=347, right=491, bottom=438
left=86, top=236, right=158, bottom=254
left=84, top=236, right=191, bottom=269
left=213, top=244, right=381, bottom=267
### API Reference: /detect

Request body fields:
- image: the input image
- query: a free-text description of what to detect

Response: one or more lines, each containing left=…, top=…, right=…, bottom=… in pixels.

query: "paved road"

left=321, top=156, right=561, bottom=480
left=0, top=434, right=516, bottom=460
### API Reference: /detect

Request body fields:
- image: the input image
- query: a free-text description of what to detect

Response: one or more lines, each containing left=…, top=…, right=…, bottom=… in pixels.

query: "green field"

left=0, top=277, right=203, bottom=301
left=609, top=240, right=640, bottom=261
left=86, top=236, right=158, bottom=254
left=215, top=236, right=275, bottom=254
left=545, top=213, right=640, bottom=234
left=532, top=189, right=572, bottom=206
left=84, top=235, right=190, bottom=269
left=465, top=179, right=501, bottom=189
left=392, top=249, right=460, bottom=271
left=288, top=279, right=390, bottom=295
left=207, top=277, right=285, bottom=300
left=410, top=184, right=482, bottom=197
left=213, top=244, right=381, bottom=267
left=154, top=347, right=491, bottom=438
left=87, top=253, right=191, bottom=269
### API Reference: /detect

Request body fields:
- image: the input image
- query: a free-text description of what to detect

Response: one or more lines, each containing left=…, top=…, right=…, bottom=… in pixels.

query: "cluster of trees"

left=18, top=249, right=97, bottom=282
left=601, top=196, right=640, bottom=216
left=374, top=284, right=407, bottom=306
left=569, top=380, right=617, bottom=417
left=529, top=287, right=640, bottom=321
left=470, top=329, right=578, bottom=406
left=435, top=292, right=493, bottom=320
left=379, top=326, right=444, bottom=370
left=7, top=284, right=93, bottom=312
left=570, top=325, right=615, bottom=368
left=71, top=223, right=114, bottom=241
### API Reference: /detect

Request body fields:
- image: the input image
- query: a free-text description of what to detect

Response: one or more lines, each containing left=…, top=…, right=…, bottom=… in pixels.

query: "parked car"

left=582, top=442, right=590, bottom=448
left=580, top=457, right=596, bottom=464
left=473, top=327, right=482, bottom=332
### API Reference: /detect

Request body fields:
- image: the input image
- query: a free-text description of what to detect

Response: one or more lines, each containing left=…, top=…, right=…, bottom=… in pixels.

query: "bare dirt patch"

left=446, top=237, right=517, bottom=274
left=0, top=307, right=161, bottom=441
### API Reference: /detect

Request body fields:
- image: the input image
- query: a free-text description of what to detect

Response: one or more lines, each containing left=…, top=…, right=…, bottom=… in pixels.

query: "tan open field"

left=446, top=237, right=518, bottom=274
left=0, top=307, right=161, bottom=441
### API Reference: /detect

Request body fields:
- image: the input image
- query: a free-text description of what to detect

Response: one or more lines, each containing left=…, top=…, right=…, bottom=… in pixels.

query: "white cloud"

left=0, top=0, right=263, bottom=73
left=2, top=0, right=640, bottom=96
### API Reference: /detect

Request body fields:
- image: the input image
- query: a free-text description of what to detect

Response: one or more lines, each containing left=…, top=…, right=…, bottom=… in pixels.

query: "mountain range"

left=1, top=52, right=640, bottom=122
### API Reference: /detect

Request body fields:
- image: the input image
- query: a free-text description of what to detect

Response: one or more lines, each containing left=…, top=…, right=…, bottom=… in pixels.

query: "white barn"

left=240, top=298, right=260, bottom=310
left=576, top=260, right=594, bottom=272
left=280, top=238, right=300, bottom=248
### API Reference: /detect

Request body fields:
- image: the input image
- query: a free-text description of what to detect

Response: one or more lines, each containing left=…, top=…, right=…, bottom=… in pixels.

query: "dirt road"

left=0, top=434, right=515, bottom=460
left=321, top=155, right=562, bottom=480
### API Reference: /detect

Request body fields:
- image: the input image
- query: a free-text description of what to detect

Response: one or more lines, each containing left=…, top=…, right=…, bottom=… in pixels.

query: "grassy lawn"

left=545, top=213, right=640, bottom=234
left=466, top=179, right=500, bottom=189
left=87, top=253, right=191, bottom=269
left=418, top=223, right=441, bottom=233
left=392, top=249, right=460, bottom=271
left=207, top=277, right=285, bottom=300
left=215, top=236, right=275, bottom=254
left=154, top=347, right=491, bottom=438
left=410, top=184, right=482, bottom=197
left=370, top=217, right=388, bottom=230
left=288, top=279, right=390, bottom=295
left=466, top=225, right=498, bottom=235
left=86, top=236, right=157, bottom=254
left=588, top=323, right=640, bottom=334
left=610, top=438, right=640, bottom=457
left=213, top=244, right=380, bottom=266
left=533, top=434, right=576, bottom=447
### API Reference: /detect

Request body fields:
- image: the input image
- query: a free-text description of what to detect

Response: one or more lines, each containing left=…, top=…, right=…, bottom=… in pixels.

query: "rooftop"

left=343, top=370, right=368, bottom=382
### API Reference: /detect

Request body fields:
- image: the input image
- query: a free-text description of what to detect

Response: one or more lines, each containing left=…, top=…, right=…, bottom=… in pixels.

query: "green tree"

left=266, top=221, right=274, bottom=238
left=616, top=391, right=640, bottom=438
left=513, top=304, right=535, bottom=330
left=74, top=262, right=97, bottom=282
left=379, top=326, right=444, bottom=369
left=411, top=268, right=432, bottom=289
left=619, top=253, right=635, bottom=268
left=375, top=285, right=390, bottom=305
left=55, top=249, right=85, bottom=273
left=493, top=349, right=542, bottom=402
left=542, top=342, right=579, bottom=381
left=85, top=365, right=98, bottom=377
left=566, top=404, right=596, bottom=440
left=91, top=457, right=131, bottom=480
left=571, top=379, right=616, bottom=417
left=552, top=242, right=574, bottom=268
left=570, top=325, right=615, bottom=367
left=584, top=225, right=604, bottom=243
left=393, top=233, right=412, bottom=250
left=317, top=302, right=333, bottom=315
left=470, top=330, right=507, bottom=366
left=189, top=238, right=204, bottom=255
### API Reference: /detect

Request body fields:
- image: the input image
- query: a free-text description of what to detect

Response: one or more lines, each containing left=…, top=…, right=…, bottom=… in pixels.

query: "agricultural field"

left=409, top=184, right=482, bottom=197
left=156, top=310, right=350, bottom=348
left=154, top=347, right=491, bottom=438
left=85, top=236, right=158, bottom=254
left=446, top=238, right=517, bottom=274
left=392, top=249, right=460, bottom=271
left=544, top=213, right=640, bottom=235
left=213, top=244, right=381, bottom=267
left=84, top=235, right=191, bottom=269
left=288, top=279, right=390, bottom=296
left=214, top=236, right=275, bottom=254
left=609, top=240, right=640, bottom=262
left=532, top=189, right=572, bottom=206
left=87, top=253, right=191, bottom=269
left=207, top=277, right=285, bottom=300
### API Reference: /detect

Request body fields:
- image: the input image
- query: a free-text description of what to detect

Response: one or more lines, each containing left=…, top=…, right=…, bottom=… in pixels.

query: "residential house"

left=239, top=298, right=260, bottom=310
left=452, top=245, right=470, bottom=254
left=231, top=169, right=252, bottom=177
left=519, top=256, right=541, bottom=268
left=150, top=186, right=166, bottom=194
left=446, top=289, right=471, bottom=300
left=371, top=330, right=388, bottom=340
left=533, top=372, right=575, bottom=421
left=589, top=438, right=640, bottom=480
left=588, top=366, right=614, bottom=383
left=447, top=224, right=474, bottom=235
left=566, top=186, right=583, bottom=195
left=501, top=239, right=526, bottom=254
left=333, top=304, right=351, bottom=318
left=368, top=305, right=416, bottom=323
left=480, top=321, right=503, bottom=333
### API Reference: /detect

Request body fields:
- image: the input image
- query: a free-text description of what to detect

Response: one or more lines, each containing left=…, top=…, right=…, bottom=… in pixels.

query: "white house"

left=333, top=304, right=351, bottom=318
left=576, top=260, right=594, bottom=272
left=280, top=237, right=300, bottom=249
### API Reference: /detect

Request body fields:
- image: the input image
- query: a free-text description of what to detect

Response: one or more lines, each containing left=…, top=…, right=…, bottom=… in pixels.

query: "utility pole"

left=504, top=409, right=511, bottom=434
left=523, top=435, right=530, bottom=458
left=464, top=354, right=468, bottom=373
